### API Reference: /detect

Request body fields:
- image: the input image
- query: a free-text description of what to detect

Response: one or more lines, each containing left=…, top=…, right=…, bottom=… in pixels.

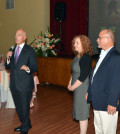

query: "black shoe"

left=14, top=126, right=21, bottom=132
left=14, top=125, right=31, bottom=132
left=21, top=131, right=28, bottom=134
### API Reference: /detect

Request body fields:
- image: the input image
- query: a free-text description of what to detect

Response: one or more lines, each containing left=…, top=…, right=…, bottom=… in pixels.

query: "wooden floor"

left=0, top=84, right=120, bottom=134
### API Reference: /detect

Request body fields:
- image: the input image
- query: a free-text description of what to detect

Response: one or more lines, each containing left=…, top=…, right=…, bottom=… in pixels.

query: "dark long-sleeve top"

left=78, top=54, right=92, bottom=82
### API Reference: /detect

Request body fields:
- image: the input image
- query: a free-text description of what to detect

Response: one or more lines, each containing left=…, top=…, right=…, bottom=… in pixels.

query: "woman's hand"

left=85, top=92, right=88, bottom=100
left=68, top=84, right=74, bottom=91
left=67, top=83, right=71, bottom=88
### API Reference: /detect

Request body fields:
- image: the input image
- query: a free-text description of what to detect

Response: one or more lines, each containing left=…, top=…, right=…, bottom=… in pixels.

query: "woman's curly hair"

left=72, top=35, right=93, bottom=57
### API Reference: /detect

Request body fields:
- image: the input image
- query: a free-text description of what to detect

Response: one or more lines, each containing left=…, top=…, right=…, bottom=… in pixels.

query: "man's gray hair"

left=105, top=29, right=115, bottom=43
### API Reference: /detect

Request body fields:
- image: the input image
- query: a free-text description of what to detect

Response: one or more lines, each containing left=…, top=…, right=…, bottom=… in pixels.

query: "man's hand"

left=20, top=65, right=29, bottom=71
left=107, top=105, right=116, bottom=115
left=6, top=51, right=13, bottom=59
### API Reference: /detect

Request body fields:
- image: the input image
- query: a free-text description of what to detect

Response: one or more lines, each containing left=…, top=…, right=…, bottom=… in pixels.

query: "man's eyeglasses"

left=98, top=36, right=108, bottom=39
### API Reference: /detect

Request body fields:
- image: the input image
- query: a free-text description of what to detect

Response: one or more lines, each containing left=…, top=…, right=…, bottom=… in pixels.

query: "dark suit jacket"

left=87, top=47, right=120, bottom=111
left=5, top=44, right=38, bottom=93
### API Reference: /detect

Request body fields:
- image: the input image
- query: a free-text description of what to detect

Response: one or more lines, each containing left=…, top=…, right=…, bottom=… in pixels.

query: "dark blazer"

left=87, top=47, right=120, bottom=111
left=5, top=44, right=38, bottom=91
left=5, top=44, right=38, bottom=131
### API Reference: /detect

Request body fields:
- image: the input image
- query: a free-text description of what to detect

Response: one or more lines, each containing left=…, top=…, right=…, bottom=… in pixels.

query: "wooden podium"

left=37, top=57, right=72, bottom=87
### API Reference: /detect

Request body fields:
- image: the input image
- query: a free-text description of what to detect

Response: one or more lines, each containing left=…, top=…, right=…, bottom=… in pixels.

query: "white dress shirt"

left=14, top=42, right=25, bottom=57
left=92, top=46, right=113, bottom=82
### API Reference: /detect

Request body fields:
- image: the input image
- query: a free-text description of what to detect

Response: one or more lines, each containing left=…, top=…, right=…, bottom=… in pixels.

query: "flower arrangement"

left=31, top=28, right=60, bottom=57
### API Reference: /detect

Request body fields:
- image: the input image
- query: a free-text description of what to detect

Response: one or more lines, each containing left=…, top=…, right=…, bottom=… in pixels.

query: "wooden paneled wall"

left=37, top=57, right=72, bottom=87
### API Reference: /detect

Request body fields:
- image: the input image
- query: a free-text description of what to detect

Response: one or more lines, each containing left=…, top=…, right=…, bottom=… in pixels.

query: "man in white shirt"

left=5, top=29, right=38, bottom=134
left=87, top=29, right=120, bottom=134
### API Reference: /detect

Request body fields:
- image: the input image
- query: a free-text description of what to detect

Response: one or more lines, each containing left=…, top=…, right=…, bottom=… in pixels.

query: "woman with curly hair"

left=68, top=35, right=93, bottom=134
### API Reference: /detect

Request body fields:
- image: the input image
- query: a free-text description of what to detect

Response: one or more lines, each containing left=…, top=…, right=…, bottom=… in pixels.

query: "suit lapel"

left=91, top=47, right=115, bottom=81
left=97, top=47, right=115, bottom=69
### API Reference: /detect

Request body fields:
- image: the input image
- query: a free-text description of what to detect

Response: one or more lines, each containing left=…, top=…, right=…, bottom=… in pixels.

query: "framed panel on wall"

left=6, top=0, right=14, bottom=10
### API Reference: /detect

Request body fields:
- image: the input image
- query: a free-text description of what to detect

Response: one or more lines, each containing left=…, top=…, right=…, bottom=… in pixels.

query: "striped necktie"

left=15, top=46, right=20, bottom=63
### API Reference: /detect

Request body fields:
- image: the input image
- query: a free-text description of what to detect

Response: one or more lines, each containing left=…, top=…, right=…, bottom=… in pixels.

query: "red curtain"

left=50, top=0, right=88, bottom=56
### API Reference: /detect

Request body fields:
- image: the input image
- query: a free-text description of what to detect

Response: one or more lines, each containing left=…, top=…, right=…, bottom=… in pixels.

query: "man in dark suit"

left=5, top=29, right=38, bottom=134
left=87, top=29, right=120, bottom=134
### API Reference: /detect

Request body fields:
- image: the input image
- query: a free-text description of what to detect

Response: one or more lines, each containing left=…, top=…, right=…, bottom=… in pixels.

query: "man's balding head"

left=15, top=29, right=27, bottom=45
